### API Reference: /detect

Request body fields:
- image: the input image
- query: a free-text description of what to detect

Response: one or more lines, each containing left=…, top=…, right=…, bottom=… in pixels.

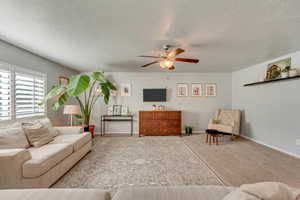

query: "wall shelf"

left=244, top=75, right=300, bottom=86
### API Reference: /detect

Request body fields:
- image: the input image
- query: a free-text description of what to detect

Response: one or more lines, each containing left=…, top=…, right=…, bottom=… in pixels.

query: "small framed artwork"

left=205, top=83, right=217, bottom=97
left=120, top=83, right=131, bottom=96
left=177, top=83, right=188, bottom=97
left=113, top=105, right=122, bottom=116
left=121, top=105, right=129, bottom=116
left=110, top=82, right=118, bottom=96
left=59, top=76, right=69, bottom=86
left=191, top=83, right=203, bottom=97
left=107, top=106, right=114, bottom=115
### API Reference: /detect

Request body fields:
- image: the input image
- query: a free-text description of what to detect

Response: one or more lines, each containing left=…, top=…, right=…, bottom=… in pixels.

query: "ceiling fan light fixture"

left=160, top=60, right=173, bottom=68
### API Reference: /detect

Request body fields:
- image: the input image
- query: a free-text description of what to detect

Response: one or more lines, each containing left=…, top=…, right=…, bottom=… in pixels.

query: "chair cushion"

left=0, top=126, right=30, bottom=149
left=0, top=189, right=110, bottom=200
left=208, top=124, right=233, bottom=134
left=23, top=143, right=73, bottom=178
left=113, top=186, right=234, bottom=200
left=50, top=132, right=91, bottom=152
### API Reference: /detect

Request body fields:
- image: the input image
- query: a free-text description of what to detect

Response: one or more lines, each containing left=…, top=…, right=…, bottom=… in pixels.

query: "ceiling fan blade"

left=140, top=61, right=159, bottom=68
left=175, top=58, right=199, bottom=63
left=167, top=48, right=185, bottom=58
left=138, top=55, right=161, bottom=58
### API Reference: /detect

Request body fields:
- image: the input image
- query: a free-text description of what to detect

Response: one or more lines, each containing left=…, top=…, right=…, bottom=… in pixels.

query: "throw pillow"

left=0, top=126, right=30, bottom=149
left=22, top=122, right=53, bottom=147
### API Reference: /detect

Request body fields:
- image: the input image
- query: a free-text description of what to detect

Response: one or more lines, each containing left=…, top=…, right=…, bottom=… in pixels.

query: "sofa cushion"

left=23, top=143, right=73, bottom=178
left=38, top=118, right=59, bottom=138
left=113, top=186, right=234, bottom=200
left=22, top=122, right=54, bottom=147
left=0, top=189, right=110, bottom=200
left=50, top=132, right=91, bottom=152
left=0, top=126, right=30, bottom=149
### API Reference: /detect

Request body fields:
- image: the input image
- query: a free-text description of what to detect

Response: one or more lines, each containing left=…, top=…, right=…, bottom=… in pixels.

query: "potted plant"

left=281, top=66, right=290, bottom=78
left=43, top=71, right=116, bottom=136
left=185, top=125, right=193, bottom=136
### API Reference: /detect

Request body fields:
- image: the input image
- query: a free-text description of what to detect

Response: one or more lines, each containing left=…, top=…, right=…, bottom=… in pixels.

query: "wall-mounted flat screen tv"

left=143, top=88, right=167, bottom=102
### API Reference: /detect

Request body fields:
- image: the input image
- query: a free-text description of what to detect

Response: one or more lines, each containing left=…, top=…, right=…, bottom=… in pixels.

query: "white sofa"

left=0, top=118, right=92, bottom=189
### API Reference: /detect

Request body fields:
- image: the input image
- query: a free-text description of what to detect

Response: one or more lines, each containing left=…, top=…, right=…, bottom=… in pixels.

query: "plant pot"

left=83, top=125, right=96, bottom=138
left=281, top=72, right=289, bottom=78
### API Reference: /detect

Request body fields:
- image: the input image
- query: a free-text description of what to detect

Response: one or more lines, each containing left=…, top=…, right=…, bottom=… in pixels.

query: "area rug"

left=53, top=136, right=223, bottom=194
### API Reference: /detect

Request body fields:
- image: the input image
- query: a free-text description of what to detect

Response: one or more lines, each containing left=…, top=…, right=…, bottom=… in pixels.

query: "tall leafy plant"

left=44, top=71, right=116, bottom=126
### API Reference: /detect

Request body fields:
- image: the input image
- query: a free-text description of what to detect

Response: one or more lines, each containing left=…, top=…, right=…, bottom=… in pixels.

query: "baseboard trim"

left=94, top=130, right=206, bottom=135
left=241, top=135, right=300, bottom=159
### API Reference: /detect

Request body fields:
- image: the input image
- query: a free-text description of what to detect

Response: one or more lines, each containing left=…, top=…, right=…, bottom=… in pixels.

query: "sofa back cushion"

left=22, top=122, right=54, bottom=147
left=0, top=126, right=30, bottom=149
left=37, top=118, right=59, bottom=138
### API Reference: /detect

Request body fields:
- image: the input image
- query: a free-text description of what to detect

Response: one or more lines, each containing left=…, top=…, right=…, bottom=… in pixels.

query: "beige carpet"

left=183, top=134, right=300, bottom=188
left=53, top=136, right=222, bottom=194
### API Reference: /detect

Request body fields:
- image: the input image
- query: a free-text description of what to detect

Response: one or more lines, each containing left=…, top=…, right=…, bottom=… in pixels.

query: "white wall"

left=0, top=40, right=78, bottom=125
left=91, top=72, right=232, bottom=133
left=232, top=51, right=300, bottom=157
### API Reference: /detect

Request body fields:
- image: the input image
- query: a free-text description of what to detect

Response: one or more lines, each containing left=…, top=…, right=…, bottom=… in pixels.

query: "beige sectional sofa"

left=0, top=118, right=92, bottom=189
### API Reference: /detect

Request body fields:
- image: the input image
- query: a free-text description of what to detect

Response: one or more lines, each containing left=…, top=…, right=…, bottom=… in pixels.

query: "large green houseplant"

left=44, top=71, right=116, bottom=130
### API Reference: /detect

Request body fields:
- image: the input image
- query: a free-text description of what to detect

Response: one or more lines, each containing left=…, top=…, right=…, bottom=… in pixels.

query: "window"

left=0, top=62, right=46, bottom=121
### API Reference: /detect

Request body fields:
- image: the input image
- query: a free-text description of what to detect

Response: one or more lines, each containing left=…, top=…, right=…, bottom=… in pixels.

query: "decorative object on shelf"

left=152, top=104, right=157, bottom=110
left=281, top=66, right=290, bottom=78
left=205, top=83, right=217, bottom=97
left=63, top=105, right=81, bottom=126
left=177, top=83, right=188, bottom=97
left=121, top=105, right=129, bottom=115
left=120, top=83, right=131, bottom=96
left=158, top=105, right=165, bottom=110
left=107, top=106, right=114, bottom=115
left=44, top=71, right=116, bottom=133
left=58, top=76, right=69, bottom=86
left=266, top=57, right=291, bottom=80
left=191, top=83, right=203, bottom=97
left=113, top=105, right=122, bottom=116
left=185, top=125, right=193, bottom=136
left=289, top=68, right=298, bottom=77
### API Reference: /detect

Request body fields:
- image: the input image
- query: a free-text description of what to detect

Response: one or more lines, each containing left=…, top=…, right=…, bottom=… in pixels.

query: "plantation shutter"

left=0, top=62, right=11, bottom=120
left=15, top=71, right=46, bottom=118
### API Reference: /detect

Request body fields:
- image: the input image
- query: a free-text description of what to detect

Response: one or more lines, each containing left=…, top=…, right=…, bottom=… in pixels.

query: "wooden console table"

left=139, top=111, right=182, bottom=137
left=100, top=115, right=133, bottom=136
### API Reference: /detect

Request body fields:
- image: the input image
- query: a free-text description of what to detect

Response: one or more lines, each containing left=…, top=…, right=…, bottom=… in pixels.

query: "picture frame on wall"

left=113, top=105, right=122, bottom=116
left=110, top=82, right=118, bottom=96
left=191, top=83, right=203, bottom=97
left=205, top=83, right=217, bottom=97
left=120, top=83, right=131, bottom=96
left=177, top=83, right=188, bottom=97
left=59, top=76, right=69, bottom=86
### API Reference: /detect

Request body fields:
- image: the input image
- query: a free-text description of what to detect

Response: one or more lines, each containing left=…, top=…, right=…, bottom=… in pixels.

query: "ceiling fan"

left=138, top=45, right=199, bottom=70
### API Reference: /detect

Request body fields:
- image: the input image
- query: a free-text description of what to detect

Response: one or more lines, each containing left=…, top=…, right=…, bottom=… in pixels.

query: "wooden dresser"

left=139, top=111, right=182, bottom=136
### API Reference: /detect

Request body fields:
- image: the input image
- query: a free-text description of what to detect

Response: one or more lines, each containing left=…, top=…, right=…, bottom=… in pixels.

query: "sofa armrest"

left=54, top=126, right=84, bottom=135
left=0, top=149, right=31, bottom=189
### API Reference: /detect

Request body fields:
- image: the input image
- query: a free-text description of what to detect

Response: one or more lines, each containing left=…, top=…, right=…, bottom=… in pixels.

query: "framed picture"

left=177, top=83, right=188, bottom=97
left=113, top=105, right=122, bottom=116
left=107, top=106, right=114, bottom=115
left=265, top=57, right=291, bottom=81
left=205, top=83, right=217, bottom=97
left=110, top=82, right=118, bottom=96
left=121, top=105, right=129, bottom=115
left=191, top=83, right=203, bottom=97
left=59, top=76, right=69, bottom=86
left=120, top=83, right=131, bottom=96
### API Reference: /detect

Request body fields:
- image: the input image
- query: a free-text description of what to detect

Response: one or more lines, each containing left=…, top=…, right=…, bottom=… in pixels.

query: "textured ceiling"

left=0, top=0, right=300, bottom=72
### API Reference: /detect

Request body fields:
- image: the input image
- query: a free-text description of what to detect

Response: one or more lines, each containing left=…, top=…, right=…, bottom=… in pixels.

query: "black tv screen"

left=143, top=89, right=167, bottom=102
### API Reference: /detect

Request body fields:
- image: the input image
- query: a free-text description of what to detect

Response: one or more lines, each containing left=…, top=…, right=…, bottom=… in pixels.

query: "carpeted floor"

left=53, top=135, right=223, bottom=194
left=183, top=134, right=300, bottom=188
